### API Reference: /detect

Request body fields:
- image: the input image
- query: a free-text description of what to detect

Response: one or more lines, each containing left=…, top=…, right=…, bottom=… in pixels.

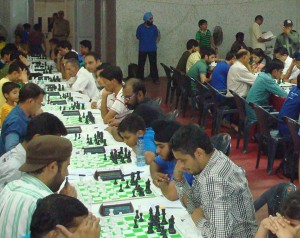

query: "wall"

left=116, top=0, right=298, bottom=77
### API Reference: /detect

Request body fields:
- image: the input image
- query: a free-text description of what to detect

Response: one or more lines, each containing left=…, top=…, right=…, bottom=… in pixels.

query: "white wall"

left=116, top=0, right=298, bottom=77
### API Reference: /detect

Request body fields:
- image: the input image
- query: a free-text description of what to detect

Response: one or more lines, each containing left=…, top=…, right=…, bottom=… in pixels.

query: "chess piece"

left=139, top=212, right=144, bottom=222
left=133, top=219, right=138, bottom=228
left=130, top=172, right=135, bottom=185
left=119, top=184, right=123, bottom=192
left=135, top=210, right=139, bottom=219
left=103, top=139, right=107, bottom=146
left=125, top=180, right=130, bottom=188
left=104, top=154, right=107, bottom=160
left=168, top=215, right=176, bottom=234
left=145, top=179, right=152, bottom=194
left=114, top=179, right=118, bottom=185
left=161, top=208, right=168, bottom=225
left=132, top=190, right=136, bottom=197
left=136, top=171, right=141, bottom=180
left=147, top=222, right=154, bottom=234
left=155, top=205, right=160, bottom=217
left=121, top=174, right=125, bottom=181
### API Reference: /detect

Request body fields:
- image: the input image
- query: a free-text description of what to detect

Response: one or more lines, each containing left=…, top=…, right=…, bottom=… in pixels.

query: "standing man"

left=52, top=10, right=70, bottom=41
left=136, top=12, right=159, bottom=83
left=274, top=20, right=299, bottom=57
left=250, top=15, right=272, bottom=51
left=170, top=125, right=257, bottom=237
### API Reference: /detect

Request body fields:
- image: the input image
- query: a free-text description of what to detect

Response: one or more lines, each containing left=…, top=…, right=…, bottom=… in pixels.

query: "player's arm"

left=144, top=151, right=155, bottom=165
left=4, top=133, right=20, bottom=152
left=282, top=59, right=296, bottom=81
left=100, top=90, right=116, bottom=124
left=159, top=181, right=179, bottom=201
left=105, top=126, right=123, bottom=142
left=71, top=76, right=89, bottom=94
left=200, top=73, right=209, bottom=83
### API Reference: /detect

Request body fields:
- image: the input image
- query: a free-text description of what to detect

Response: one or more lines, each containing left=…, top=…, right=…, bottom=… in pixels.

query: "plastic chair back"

left=211, top=133, right=231, bottom=156
left=284, top=116, right=300, bottom=151
left=230, top=90, right=247, bottom=121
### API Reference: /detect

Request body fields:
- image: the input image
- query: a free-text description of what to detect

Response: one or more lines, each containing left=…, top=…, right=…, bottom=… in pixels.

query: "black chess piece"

left=156, top=223, right=161, bottom=232
left=113, top=179, right=118, bottom=185
left=135, top=210, right=139, bottom=219
left=149, top=208, right=153, bottom=221
left=132, top=190, right=136, bottom=197
left=139, top=212, right=144, bottom=222
left=145, top=179, right=152, bottom=194
left=125, top=180, right=130, bottom=188
left=78, top=116, right=82, bottom=122
left=133, top=219, right=138, bottom=228
left=168, top=215, right=176, bottom=234
left=130, top=172, right=135, bottom=185
left=155, top=205, right=160, bottom=217
left=103, top=139, right=107, bottom=146
left=136, top=171, right=141, bottom=180
left=161, top=208, right=168, bottom=225
left=147, top=221, right=154, bottom=234
left=121, top=174, right=125, bottom=181
left=104, top=154, right=107, bottom=160
left=119, top=184, right=123, bottom=192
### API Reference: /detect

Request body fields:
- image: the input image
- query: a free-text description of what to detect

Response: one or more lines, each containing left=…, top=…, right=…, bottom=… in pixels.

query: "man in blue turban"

left=136, top=12, right=160, bottom=83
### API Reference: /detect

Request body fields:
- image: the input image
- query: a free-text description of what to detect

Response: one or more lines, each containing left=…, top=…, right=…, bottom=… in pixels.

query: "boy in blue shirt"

left=118, top=113, right=156, bottom=164
left=150, top=120, right=193, bottom=201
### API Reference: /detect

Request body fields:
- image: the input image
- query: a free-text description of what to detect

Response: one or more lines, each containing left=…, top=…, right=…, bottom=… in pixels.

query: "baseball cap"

left=19, top=135, right=72, bottom=172
left=284, top=19, right=293, bottom=27
left=143, top=12, right=153, bottom=22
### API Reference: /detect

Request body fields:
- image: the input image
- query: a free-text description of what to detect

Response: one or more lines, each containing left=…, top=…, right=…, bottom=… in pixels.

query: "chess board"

left=66, top=132, right=108, bottom=149
left=100, top=210, right=182, bottom=238
left=75, top=177, right=156, bottom=203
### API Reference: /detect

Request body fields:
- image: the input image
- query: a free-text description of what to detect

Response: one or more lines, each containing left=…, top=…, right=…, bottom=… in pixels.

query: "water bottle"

left=136, top=136, right=146, bottom=167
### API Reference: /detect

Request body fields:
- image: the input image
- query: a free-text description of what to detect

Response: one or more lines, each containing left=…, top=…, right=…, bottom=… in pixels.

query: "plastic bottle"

left=136, top=136, right=146, bottom=167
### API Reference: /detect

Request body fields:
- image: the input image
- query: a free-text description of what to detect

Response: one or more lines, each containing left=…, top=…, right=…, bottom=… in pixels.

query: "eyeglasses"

left=123, top=93, right=136, bottom=101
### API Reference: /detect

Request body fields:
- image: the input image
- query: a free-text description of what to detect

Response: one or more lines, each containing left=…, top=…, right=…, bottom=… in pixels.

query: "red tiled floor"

left=145, top=77, right=298, bottom=222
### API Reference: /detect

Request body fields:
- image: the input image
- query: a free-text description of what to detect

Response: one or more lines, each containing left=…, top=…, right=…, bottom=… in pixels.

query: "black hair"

left=1, top=44, right=18, bottom=58
left=236, top=50, right=249, bottom=59
left=2, top=82, right=20, bottom=98
left=8, top=61, right=21, bottom=74
left=200, top=47, right=216, bottom=59
left=274, top=47, right=288, bottom=56
left=186, top=39, right=198, bottom=50
left=85, top=51, right=100, bottom=61
left=80, top=40, right=92, bottom=51
left=118, top=114, right=146, bottom=134
left=10, top=50, right=26, bottom=62
left=264, top=59, right=284, bottom=74
left=198, top=19, right=207, bottom=27
left=281, top=190, right=300, bottom=221
left=34, top=24, right=41, bottom=31
left=125, top=78, right=146, bottom=95
left=252, top=48, right=271, bottom=65
left=25, top=112, right=67, bottom=141
left=133, top=104, right=162, bottom=128
left=255, top=15, right=263, bottom=21
left=57, top=40, right=72, bottom=50
left=18, top=83, right=45, bottom=103
left=247, top=47, right=254, bottom=54
left=23, top=23, right=31, bottom=30
left=30, top=194, right=88, bottom=238
left=96, top=62, right=111, bottom=72
left=49, top=38, right=59, bottom=45
left=169, top=124, right=214, bottom=156
left=64, top=51, right=79, bottom=61
left=99, top=65, right=123, bottom=84
left=235, top=32, right=244, bottom=40
left=225, top=51, right=236, bottom=61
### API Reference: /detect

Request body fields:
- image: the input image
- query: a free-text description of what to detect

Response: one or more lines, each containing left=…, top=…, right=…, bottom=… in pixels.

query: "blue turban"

left=143, top=12, right=153, bottom=22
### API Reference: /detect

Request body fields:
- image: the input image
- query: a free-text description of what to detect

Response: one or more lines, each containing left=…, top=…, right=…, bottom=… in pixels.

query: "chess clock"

left=62, top=110, right=81, bottom=116
left=99, top=202, right=134, bottom=216
left=46, top=91, right=60, bottom=97
left=83, top=146, right=106, bottom=154
left=66, top=126, right=82, bottom=134
left=51, top=100, right=67, bottom=105
left=94, top=169, right=122, bottom=181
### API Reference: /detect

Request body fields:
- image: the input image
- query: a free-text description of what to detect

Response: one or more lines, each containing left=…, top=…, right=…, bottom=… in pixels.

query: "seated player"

left=255, top=189, right=300, bottom=238
left=100, top=65, right=130, bottom=124
left=0, top=61, right=27, bottom=110
left=0, top=135, right=76, bottom=238
left=1, top=82, right=20, bottom=125
left=230, top=32, right=248, bottom=53
left=56, top=40, right=73, bottom=76
left=150, top=120, right=193, bottom=201
left=118, top=113, right=156, bottom=164
left=28, top=194, right=100, bottom=238
left=0, top=112, right=67, bottom=191
left=170, top=125, right=257, bottom=237
left=0, top=83, right=44, bottom=156
left=278, top=73, right=300, bottom=137
left=251, top=48, right=271, bottom=72
left=210, top=51, right=236, bottom=90
left=78, top=39, right=92, bottom=66
left=186, top=47, right=201, bottom=73
left=0, top=44, right=18, bottom=80
left=48, top=38, right=59, bottom=61
left=176, top=39, right=199, bottom=73
left=246, top=59, right=287, bottom=122
left=64, top=58, right=99, bottom=101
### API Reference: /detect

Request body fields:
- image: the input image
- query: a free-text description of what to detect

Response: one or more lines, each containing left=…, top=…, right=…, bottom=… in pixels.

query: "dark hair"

left=85, top=51, right=100, bottom=61
left=125, top=78, right=146, bottom=95
left=255, top=15, right=263, bottom=21
left=10, top=50, right=27, bottom=62
left=264, top=59, right=284, bottom=73
left=2, top=82, right=20, bottom=98
left=236, top=50, right=249, bottom=59
left=30, top=194, right=88, bottom=238
left=64, top=51, right=79, bottom=61
left=247, top=47, right=254, bottom=54
left=133, top=104, right=163, bottom=128
left=8, top=61, right=21, bottom=74
left=80, top=40, right=92, bottom=51
left=49, top=38, right=59, bottom=45
left=23, top=23, right=31, bottom=30
left=235, top=32, right=244, bottom=40
left=57, top=40, right=72, bottom=50
left=252, top=48, right=271, bottom=65
left=198, top=19, right=207, bottom=27
left=25, top=112, right=67, bottom=141
left=34, top=24, right=41, bottom=31
left=200, top=47, right=216, bottom=59
left=118, top=114, right=146, bottom=134
left=225, top=51, right=236, bottom=61
left=96, top=62, right=111, bottom=72
left=100, top=65, right=123, bottom=84
left=18, top=83, right=45, bottom=103
left=281, top=190, right=300, bottom=220
left=186, top=39, right=198, bottom=50
left=1, top=44, right=18, bottom=58
left=274, top=47, right=288, bottom=56
left=169, top=124, right=214, bottom=156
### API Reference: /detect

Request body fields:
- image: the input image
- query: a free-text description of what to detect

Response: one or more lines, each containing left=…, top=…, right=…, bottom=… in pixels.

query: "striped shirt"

left=175, top=150, right=257, bottom=237
left=195, top=29, right=212, bottom=48
left=0, top=173, right=52, bottom=238
left=107, top=87, right=131, bottom=120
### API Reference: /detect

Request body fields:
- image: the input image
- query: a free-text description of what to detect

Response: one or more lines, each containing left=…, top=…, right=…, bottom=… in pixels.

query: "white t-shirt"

left=251, top=22, right=266, bottom=51
left=106, top=88, right=131, bottom=119
left=71, top=67, right=99, bottom=101
left=283, top=56, right=300, bottom=80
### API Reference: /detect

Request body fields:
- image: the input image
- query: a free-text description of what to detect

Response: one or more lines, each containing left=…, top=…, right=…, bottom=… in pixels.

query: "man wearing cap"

left=136, top=12, right=160, bottom=83
left=275, top=20, right=299, bottom=57
left=0, top=135, right=76, bottom=238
